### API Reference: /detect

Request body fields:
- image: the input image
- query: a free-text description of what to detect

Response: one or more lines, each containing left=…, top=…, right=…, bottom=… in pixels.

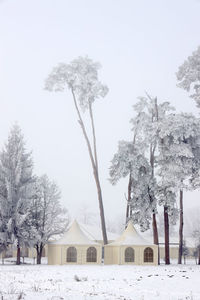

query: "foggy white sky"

left=0, top=0, right=200, bottom=225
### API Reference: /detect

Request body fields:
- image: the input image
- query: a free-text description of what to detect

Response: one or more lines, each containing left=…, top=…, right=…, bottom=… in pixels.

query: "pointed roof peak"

left=106, top=220, right=153, bottom=246
left=125, top=220, right=138, bottom=233
left=50, top=219, right=100, bottom=245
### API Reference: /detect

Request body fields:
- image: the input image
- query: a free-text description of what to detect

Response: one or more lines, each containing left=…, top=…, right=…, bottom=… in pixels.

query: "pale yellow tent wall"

left=104, top=244, right=158, bottom=265
left=48, top=244, right=102, bottom=265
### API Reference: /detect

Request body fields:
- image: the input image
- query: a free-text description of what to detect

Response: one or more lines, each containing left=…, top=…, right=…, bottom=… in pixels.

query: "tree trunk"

left=152, top=212, right=160, bottom=264
left=16, top=244, right=20, bottom=265
left=36, top=245, right=43, bottom=264
left=198, top=248, right=200, bottom=265
left=152, top=212, right=159, bottom=245
left=71, top=90, right=108, bottom=245
left=178, top=189, right=183, bottom=264
left=184, top=255, right=186, bottom=264
left=125, top=173, right=132, bottom=225
left=94, top=171, right=108, bottom=245
left=125, top=201, right=129, bottom=224
left=164, top=206, right=170, bottom=264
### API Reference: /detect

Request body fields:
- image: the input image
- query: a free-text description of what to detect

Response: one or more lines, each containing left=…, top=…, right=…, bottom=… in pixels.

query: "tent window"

left=144, top=247, right=153, bottom=262
left=67, top=247, right=77, bottom=262
left=125, top=247, right=135, bottom=262
left=87, top=247, right=97, bottom=262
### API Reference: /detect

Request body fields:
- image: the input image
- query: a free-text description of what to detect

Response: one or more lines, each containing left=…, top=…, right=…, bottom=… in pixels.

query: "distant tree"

left=45, top=56, right=108, bottom=245
left=192, top=229, right=200, bottom=265
left=157, top=213, right=177, bottom=238
left=182, top=240, right=189, bottom=264
left=0, top=125, right=34, bottom=265
left=78, top=203, right=97, bottom=225
left=184, top=208, right=200, bottom=264
left=177, top=46, right=200, bottom=107
left=29, top=175, right=68, bottom=264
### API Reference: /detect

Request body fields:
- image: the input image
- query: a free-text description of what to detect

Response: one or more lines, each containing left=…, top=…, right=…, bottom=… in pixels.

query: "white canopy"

left=49, top=220, right=99, bottom=245
left=107, top=221, right=153, bottom=246
left=79, top=223, right=119, bottom=242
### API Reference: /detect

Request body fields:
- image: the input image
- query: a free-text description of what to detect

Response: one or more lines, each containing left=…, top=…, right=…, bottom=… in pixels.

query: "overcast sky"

left=0, top=0, right=200, bottom=226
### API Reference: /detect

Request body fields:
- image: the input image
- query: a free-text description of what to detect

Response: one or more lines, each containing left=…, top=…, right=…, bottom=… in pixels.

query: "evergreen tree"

left=0, top=125, right=34, bottom=264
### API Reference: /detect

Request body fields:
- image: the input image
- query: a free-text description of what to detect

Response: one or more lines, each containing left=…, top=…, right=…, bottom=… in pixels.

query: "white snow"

left=0, top=259, right=199, bottom=299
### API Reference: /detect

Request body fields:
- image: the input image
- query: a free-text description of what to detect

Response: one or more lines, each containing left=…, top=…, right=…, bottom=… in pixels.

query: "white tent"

left=104, top=221, right=158, bottom=265
left=48, top=220, right=102, bottom=265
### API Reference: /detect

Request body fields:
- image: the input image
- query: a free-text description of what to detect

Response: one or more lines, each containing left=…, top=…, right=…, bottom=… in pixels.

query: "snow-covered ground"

left=0, top=260, right=199, bottom=300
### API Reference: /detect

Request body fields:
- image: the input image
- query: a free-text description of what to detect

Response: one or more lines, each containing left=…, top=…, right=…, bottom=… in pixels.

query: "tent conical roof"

left=107, top=221, right=153, bottom=246
left=49, top=220, right=100, bottom=245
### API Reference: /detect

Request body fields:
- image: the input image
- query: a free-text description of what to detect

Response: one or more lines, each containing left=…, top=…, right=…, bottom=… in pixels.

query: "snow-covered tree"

left=110, top=140, right=156, bottom=231
left=110, top=95, right=179, bottom=264
left=0, top=124, right=34, bottom=264
left=45, top=56, right=108, bottom=245
left=29, top=175, right=68, bottom=264
left=177, top=46, right=200, bottom=107
left=157, top=113, right=200, bottom=264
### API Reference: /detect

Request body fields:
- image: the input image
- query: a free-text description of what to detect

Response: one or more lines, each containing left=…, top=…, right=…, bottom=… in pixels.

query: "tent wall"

left=104, top=246, right=119, bottom=264
left=48, top=244, right=101, bottom=265
left=48, top=245, right=62, bottom=265
left=104, top=245, right=158, bottom=265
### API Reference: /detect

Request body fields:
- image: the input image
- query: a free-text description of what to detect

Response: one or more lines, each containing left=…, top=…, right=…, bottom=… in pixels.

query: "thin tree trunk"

left=125, top=173, right=132, bottom=225
left=178, top=189, right=183, bottom=264
left=184, top=255, right=186, bottom=264
left=164, top=206, right=170, bottom=264
left=198, top=248, right=200, bottom=265
left=16, top=244, right=20, bottom=265
left=125, top=201, right=129, bottom=224
left=71, top=89, right=108, bottom=245
left=152, top=212, right=160, bottom=265
left=2, top=251, right=5, bottom=265
left=150, top=143, right=159, bottom=263
left=89, top=103, right=99, bottom=172
left=152, top=213, right=159, bottom=245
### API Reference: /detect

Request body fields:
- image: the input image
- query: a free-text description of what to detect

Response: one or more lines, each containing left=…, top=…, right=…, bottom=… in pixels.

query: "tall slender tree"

left=45, top=56, right=108, bottom=244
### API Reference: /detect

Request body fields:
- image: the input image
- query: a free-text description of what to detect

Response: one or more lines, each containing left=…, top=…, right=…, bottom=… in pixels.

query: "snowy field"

left=0, top=260, right=199, bottom=300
